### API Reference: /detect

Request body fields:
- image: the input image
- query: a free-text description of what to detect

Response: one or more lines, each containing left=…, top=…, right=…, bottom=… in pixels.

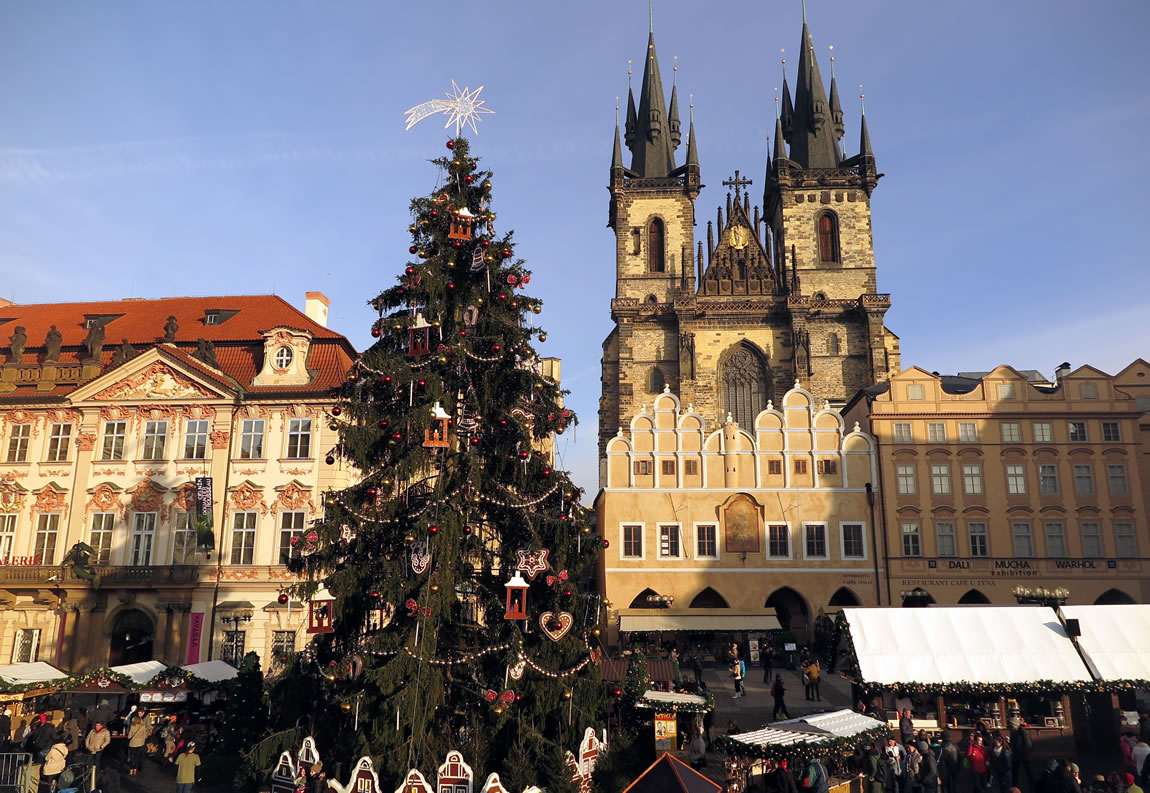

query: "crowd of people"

left=0, top=701, right=208, bottom=792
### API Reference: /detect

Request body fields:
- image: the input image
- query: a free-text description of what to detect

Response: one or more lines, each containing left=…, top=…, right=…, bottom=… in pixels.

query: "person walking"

left=0, top=707, right=11, bottom=753
left=967, top=734, right=991, bottom=792
left=31, top=714, right=56, bottom=761
left=991, top=736, right=1013, bottom=793
left=38, top=731, right=68, bottom=793
left=801, top=660, right=812, bottom=700
left=175, top=740, right=201, bottom=793
left=1009, top=720, right=1033, bottom=791
left=906, top=742, right=923, bottom=793
left=128, top=711, right=149, bottom=775
left=162, top=715, right=181, bottom=762
left=809, top=659, right=822, bottom=701
left=804, top=754, right=830, bottom=793
left=771, top=674, right=791, bottom=719
left=688, top=727, right=708, bottom=771
left=884, top=737, right=909, bottom=793
left=939, top=736, right=960, bottom=793
left=866, top=746, right=886, bottom=793
left=692, top=651, right=704, bottom=685
left=763, top=645, right=774, bottom=684
left=85, top=719, right=110, bottom=770
left=732, top=657, right=746, bottom=698
left=899, top=710, right=915, bottom=746
left=917, top=741, right=939, bottom=793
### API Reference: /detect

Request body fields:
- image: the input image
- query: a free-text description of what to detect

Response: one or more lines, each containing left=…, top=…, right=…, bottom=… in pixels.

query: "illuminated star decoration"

left=404, top=80, right=495, bottom=136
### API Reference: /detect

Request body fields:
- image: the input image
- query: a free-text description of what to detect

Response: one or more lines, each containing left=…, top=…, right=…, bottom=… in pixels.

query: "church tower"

left=600, top=22, right=701, bottom=459
left=599, top=13, right=898, bottom=468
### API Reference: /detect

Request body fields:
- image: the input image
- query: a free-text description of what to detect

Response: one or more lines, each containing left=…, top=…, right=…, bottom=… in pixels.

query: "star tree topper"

left=404, top=80, right=495, bottom=135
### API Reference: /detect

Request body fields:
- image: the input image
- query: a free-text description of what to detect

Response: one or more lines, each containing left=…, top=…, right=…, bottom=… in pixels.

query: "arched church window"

left=817, top=212, right=840, bottom=263
left=648, top=367, right=665, bottom=394
left=826, top=333, right=840, bottom=356
left=721, top=344, right=770, bottom=430
left=647, top=218, right=665, bottom=273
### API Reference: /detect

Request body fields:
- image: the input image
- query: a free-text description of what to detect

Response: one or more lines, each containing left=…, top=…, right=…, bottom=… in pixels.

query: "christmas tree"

left=285, top=136, right=606, bottom=788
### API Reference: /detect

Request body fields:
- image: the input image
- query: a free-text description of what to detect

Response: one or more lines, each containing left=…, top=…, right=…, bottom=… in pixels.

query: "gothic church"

left=598, top=15, right=900, bottom=463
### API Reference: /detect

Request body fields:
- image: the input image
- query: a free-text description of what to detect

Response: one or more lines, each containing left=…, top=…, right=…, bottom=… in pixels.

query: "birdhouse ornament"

left=408, top=311, right=432, bottom=357
left=504, top=571, right=529, bottom=621
left=307, top=584, right=335, bottom=634
left=448, top=207, right=476, bottom=241
left=423, top=402, right=450, bottom=448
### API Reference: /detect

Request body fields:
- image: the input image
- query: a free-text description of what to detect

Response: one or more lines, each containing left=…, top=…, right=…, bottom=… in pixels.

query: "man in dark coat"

left=766, top=759, right=800, bottom=793
left=938, top=735, right=960, bottom=793
left=866, top=746, right=886, bottom=793
left=1010, top=720, right=1033, bottom=791
left=917, top=741, right=939, bottom=793
left=32, top=714, right=56, bottom=759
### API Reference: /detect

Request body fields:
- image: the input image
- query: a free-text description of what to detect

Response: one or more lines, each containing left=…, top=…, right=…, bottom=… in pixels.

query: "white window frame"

left=1006, top=464, right=1026, bottom=494
left=963, top=464, right=983, bottom=495
left=1073, top=464, right=1094, bottom=495
left=11, top=629, right=40, bottom=663
left=767, top=523, right=791, bottom=560
left=129, top=512, right=157, bottom=565
left=1011, top=522, right=1034, bottom=558
left=1115, top=522, right=1137, bottom=558
left=1102, top=422, right=1121, bottom=443
left=1038, top=464, right=1059, bottom=495
left=286, top=418, right=313, bottom=460
left=935, top=521, right=956, bottom=557
left=279, top=511, right=306, bottom=562
left=274, top=346, right=294, bottom=369
left=901, top=522, right=921, bottom=557
left=101, top=420, right=127, bottom=461
left=184, top=419, right=209, bottom=460
left=958, top=422, right=978, bottom=443
left=930, top=464, right=951, bottom=495
left=1001, top=422, right=1021, bottom=443
left=239, top=419, right=265, bottom=460
left=6, top=423, right=31, bottom=463
left=1068, top=421, right=1088, bottom=442
left=802, top=523, right=829, bottom=560
left=1033, top=422, right=1053, bottom=443
left=1080, top=521, right=1102, bottom=558
left=1107, top=464, right=1129, bottom=495
left=230, top=511, right=258, bottom=565
left=927, top=422, right=947, bottom=443
left=896, top=464, right=916, bottom=495
left=0, top=514, right=15, bottom=560
left=1044, top=522, right=1067, bottom=558
left=840, top=522, right=866, bottom=560
left=172, top=512, right=198, bottom=565
left=658, top=523, right=682, bottom=559
left=34, top=513, right=60, bottom=565
left=694, top=523, right=718, bottom=560
left=968, top=522, right=990, bottom=557
left=893, top=422, right=912, bottom=443
left=46, top=423, right=71, bottom=462
left=90, top=512, right=115, bottom=564
left=620, top=523, right=644, bottom=560
left=140, top=420, right=168, bottom=461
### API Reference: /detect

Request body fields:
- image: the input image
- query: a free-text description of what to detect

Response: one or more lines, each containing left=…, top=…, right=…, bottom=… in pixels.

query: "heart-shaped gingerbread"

left=484, top=689, right=498, bottom=703
left=540, top=611, right=573, bottom=642
left=508, top=659, right=526, bottom=680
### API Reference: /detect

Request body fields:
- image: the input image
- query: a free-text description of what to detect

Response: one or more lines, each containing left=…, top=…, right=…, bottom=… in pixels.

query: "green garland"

left=714, top=724, right=891, bottom=763
left=0, top=665, right=225, bottom=696
left=634, top=690, right=715, bottom=714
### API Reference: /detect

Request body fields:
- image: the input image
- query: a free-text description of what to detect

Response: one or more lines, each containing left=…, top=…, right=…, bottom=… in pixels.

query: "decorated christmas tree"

left=283, top=133, right=606, bottom=789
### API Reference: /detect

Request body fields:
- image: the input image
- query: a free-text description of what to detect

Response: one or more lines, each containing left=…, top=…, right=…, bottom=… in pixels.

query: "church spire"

left=669, top=80, right=682, bottom=150
left=629, top=30, right=677, bottom=177
left=686, top=101, right=698, bottom=169
left=790, top=18, right=840, bottom=169
left=773, top=116, right=788, bottom=163
left=624, top=64, right=637, bottom=150
left=612, top=107, right=625, bottom=172
left=779, top=56, right=794, bottom=142
left=859, top=93, right=874, bottom=160
left=828, top=49, right=845, bottom=141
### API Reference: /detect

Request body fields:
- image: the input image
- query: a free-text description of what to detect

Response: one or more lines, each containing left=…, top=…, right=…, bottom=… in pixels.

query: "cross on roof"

left=722, top=170, right=752, bottom=200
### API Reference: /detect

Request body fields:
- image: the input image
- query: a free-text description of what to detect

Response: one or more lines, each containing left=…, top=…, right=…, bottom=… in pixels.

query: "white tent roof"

left=727, top=710, right=885, bottom=750
left=1061, top=604, right=1150, bottom=682
left=636, top=690, right=712, bottom=710
left=110, top=661, right=167, bottom=685
left=181, top=660, right=238, bottom=683
left=0, top=662, right=68, bottom=686
left=843, top=607, right=1093, bottom=685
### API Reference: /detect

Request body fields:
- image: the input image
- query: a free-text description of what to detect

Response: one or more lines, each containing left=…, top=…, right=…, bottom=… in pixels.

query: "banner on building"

left=194, top=477, right=215, bottom=550
left=186, top=612, right=204, bottom=664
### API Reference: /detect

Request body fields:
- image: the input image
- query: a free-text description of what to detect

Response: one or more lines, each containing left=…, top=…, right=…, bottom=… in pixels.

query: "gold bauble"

left=532, top=306, right=542, bottom=314
left=340, top=702, right=352, bottom=712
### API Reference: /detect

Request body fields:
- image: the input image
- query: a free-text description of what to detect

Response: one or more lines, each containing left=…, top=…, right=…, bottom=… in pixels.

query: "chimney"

left=304, top=292, right=330, bottom=328
left=1055, top=362, right=1071, bottom=381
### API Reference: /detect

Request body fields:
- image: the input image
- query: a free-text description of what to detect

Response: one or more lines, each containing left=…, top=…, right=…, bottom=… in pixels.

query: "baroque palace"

left=595, top=13, right=1149, bottom=643
left=0, top=292, right=355, bottom=670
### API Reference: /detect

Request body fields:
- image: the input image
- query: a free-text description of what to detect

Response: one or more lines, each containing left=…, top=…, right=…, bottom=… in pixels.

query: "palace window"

left=968, top=522, right=989, bottom=557
left=817, top=212, right=840, bottom=263
left=11, top=629, right=40, bottom=663
left=817, top=459, right=837, bottom=475
left=901, top=522, right=921, bottom=557
left=658, top=524, right=681, bottom=558
left=935, top=522, right=956, bottom=557
left=661, top=459, right=675, bottom=476
left=34, top=514, right=59, bottom=565
left=842, top=523, right=865, bottom=559
left=804, top=524, right=828, bottom=558
left=1033, top=422, right=1052, bottom=443
left=927, top=423, right=947, bottom=443
left=1080, top=382, right=1098, bottom=399
left=685, top=459, right=699, bottom=476
left=958, top=422, right=978, bottom=442
left=721, top=344, right=770, bottom=431
left=648, top=367, right=665, bottom=393
left=1068, top=421, right=1088, bottom=442
left=101, top=421, right=126, bottom=460
left=622, top=525, right=643, bottom=559
left=963, top=464, right=983, bottom=494
left=46, top=423, right=71, bottom=462
left=239, top=419, right=265, bottom=459
left=230, top=512, right=257, bottom=565
left=222, top=631, right=246, bottom=666
left=1080, top=522, right=1102, bottom=558
left=278, top=511, right=306, bottom=563
left=286, top=418, right=313, bottom=459
left=274, top=346, right=294, bottom=369
left=696, top=525, right=717, bottom=559
left=129, top=512, right=157, bottom=566
left=1115, top=522, right=1137, bottom=558
left=90, top=513, right=115, bottom=564
left=1006, top=464, right=1026, bottom=494
left=141, top=420, right=168, bottom=461
left=1045, top=522, right=1067, bottom=557
left=633, top=459, right=651, bottom=476
left=1001, top=422, right=1021, bottom=443
left=1011, top=522, right=1033, bottom=557
left=997, top=383, right=1016, bottom=400
left=184, top=420, right=209, bottom=459
left=1108, top=464, right=1129, bottom=495
left=647, top=218, right=665, bottom=273
left=271, top=631, right=296, bottom=670
left=907, top=384, right=925, bottom=401
left=931, top=464, right=951, bottom=495
left=1102, top=422, right=1121, bottom=442
left=768, top=525, right=790, bottom=558
left=1039, top=464, right=1059, bottom=495
left=826, top=333, right=840, bottom=355
left=1073, top=464, right=1094, bottom=495
left=896, top=464, right=916, bottom=495
left=0, top=515, right=15, bottom=559
left=893, top=423, right=912, bottom=443
left=768, top=459, right=782, bottom=475
left=6, top=424, right=30, bottom=463
left=794, top=459, right=808, bottom=475
left=172, top=513, right=197, bottom=565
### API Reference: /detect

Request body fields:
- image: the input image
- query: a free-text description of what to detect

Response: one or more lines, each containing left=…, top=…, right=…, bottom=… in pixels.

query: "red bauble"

left=371, top=328, right=380, bottom=338
left=519, top=451, right=529, bottom=460
left=446, top=140, right=455, bottom=149
left=498, top=293, right=507, bottom=301
left=366, top=487, right=377, bottom=497
left=562, top=589, right=572, bottom=597
left=541, top=469, right=551, bottom=477
left=453, top=240, right=462, bottom=249
left=391, top=432, right=402, bottom=441
left=383, top=375, right=392, bottom=384
left=459, top=330, right=467, bottom=337
left=492, top=344, right=501, bottom=352
left=370, top=591, right=379, bottom=598
left=502, top=248, right=512, bottom=257
left=470, top=161, right=477, bottom=171
left=378, top=419, right=388, bottom=428
left=514, top=693, right=522, bottom=702
left=428, top=525, right=439, bottom=535
left=405, top=266, right=415, bottom=275
left=602, top=538, right=610, bottom=548
left=463, top=525, right=473, bottom=535
left=447, top=282, right=455, bottom=290
left=470, top=437, right=480, bottom=446
left=464, top=175, right=473, bottom=183
left=331, top=407, right=342, bottom=416
left=480, top=239, right=490, bottom=249
left=613, top=687, right=623, bottom=697
left=278, top=592, right=289, bottom=605
left=408, top=245, right=417, bottom=254
left=430, top=209, right=438, bottom=218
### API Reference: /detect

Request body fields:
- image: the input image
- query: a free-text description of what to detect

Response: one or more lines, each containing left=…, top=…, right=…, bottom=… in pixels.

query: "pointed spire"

left=779, top=52, right=794, bottom=141
left=685, top=101, right=699, bottom=168
left=624, top=63, right=637, bottom=150
left=612, top=113, right=624, bottom=171
left=828, top=48, right=845, bottom=140
left=773, top=116, right=788, bottom=162
left=630, top=30, right=677, bottom=177
left=859, top=92, right=874, bottom=159
left=669, top=81, right=682, bottom=149
left=790, top=18, right=840, bottom=168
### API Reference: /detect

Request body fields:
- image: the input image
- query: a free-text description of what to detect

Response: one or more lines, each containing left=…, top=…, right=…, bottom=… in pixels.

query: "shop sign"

left=141, top=691, right=187, bottom=703
left=654, top=713, right=677, bottom=752
left=0, top=556, right=44, bottom=566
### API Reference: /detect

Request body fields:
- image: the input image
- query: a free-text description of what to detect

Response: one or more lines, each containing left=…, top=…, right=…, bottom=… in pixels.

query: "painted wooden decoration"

left=307, top=584, right=334, bottom=634
left=393, top=769, right=432, bottom=793
left=424, top=402, right=449, bottom=448
left=270, top=750, right=297, bottom=793
left=437, top=749, right=474, bottom=793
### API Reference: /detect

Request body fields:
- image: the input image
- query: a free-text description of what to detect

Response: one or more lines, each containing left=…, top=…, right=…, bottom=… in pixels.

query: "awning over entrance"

left=619, top=612, right=781, bottom=632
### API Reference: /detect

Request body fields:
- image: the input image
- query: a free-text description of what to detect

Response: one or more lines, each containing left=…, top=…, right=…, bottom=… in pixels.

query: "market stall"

left=0, top=662, right=70, bottom=736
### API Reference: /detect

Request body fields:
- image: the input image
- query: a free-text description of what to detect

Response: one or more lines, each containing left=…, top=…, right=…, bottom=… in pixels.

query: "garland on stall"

left=0, top=665, right=228, bottom=696
left=714, top=724, right=891, bottom=764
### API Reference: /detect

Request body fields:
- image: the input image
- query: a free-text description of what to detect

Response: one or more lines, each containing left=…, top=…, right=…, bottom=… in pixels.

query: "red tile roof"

left=0, top=295, right=356, bottom=401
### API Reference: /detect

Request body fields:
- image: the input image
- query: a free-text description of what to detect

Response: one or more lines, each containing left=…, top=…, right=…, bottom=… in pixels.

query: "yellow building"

left=842, top=364, right=1149, bottom=606
left=0, top=293, right=356, bottom=672
left=596, top=383, right=880, bottom=647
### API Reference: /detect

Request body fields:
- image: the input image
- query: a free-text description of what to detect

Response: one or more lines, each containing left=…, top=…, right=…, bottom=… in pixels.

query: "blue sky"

left=2, top=1, right=1148, bottom=496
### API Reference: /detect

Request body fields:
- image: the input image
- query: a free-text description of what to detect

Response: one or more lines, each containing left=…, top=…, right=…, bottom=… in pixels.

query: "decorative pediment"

left=125, top=477, right=169, bottom=520
left=271, top=481, right=317, bottom=517
left=0, top=482, right=28, bottom=514
left=92, top=360, right=218, bottom=401
left=85, top=483, right=124, bottom=520
left=700, top=187, right=776, bottom=296
left=228, top=481, right=268, bottom=516
left=31, top=483, right=69, bottom=518
left=252, top=326, right=314, bottom=387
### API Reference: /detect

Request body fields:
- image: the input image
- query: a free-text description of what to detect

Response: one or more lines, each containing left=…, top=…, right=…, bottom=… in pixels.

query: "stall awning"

left=1061, top=604, right=1150, bottom=682
left=843, top=606, right=1093, bottom=686
left=110, top=661, right=167, bottom=685
left=182, top=660, right=238, bottom=683
left=726, top=709, right=886, bottom=750
left=619, top=613, right=781, bottom=632
left=0, top=662, right=68, bottom=686
left=635, top=690, right=712, bottom=711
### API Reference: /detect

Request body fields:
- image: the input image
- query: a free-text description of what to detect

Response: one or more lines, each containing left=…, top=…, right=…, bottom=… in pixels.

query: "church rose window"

left=721, top=345, right=769, bottom=430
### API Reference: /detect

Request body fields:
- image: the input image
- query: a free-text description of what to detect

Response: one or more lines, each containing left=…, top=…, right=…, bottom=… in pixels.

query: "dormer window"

left=205, top=312, right=220, bottom=326
left=252, top=326, right=313, bottom=388
left=274, top=347, right=294, bottom=369
left=84, top=318, right=100, bottom=330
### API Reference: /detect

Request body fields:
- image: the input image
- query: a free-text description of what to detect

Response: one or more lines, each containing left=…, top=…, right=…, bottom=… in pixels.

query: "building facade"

left=597, top=383, right=879, bottom=645
left=842, top=364, right=1149, bottom=606
left=0, top=293, right=356, bottom=672
left=598, top=16, right=899, bottom=473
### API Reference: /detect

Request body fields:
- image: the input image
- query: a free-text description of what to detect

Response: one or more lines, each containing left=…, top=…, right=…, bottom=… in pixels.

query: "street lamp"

left=220, top=614, right=251, bottom=664
left=899, top=587, right=932, bottom=607
left=1012, top=586, right=1069, bottom=607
